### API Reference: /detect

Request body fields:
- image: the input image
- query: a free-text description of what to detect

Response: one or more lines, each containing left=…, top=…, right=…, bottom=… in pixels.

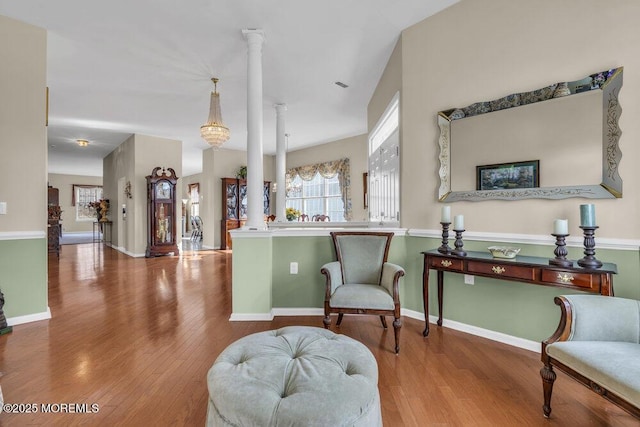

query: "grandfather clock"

left=146, top=167, right=179, bottom=257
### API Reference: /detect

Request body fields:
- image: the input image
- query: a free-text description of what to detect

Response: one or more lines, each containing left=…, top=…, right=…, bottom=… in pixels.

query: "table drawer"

left=467, top=261, right=535, bottom=281
left=429, top=257, right=464, bottom=272
left=541, top=270, right=600, bottom=291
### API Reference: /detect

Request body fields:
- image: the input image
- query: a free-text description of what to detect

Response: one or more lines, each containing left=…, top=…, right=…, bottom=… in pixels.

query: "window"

left=286, top=173, right=345, bottom=221
left=368, top=92, right=400, bottom=224
left=189, top=183, right=200, bottom=217
left=285, top=158, right=352, bottom=221
left=73, top=185, right=103, bottom=221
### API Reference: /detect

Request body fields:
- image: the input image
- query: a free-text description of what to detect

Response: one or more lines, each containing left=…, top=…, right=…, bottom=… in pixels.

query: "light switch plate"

left=290, top=262, right=298, bottom=274
left=0, top=202, right=6, bottom=215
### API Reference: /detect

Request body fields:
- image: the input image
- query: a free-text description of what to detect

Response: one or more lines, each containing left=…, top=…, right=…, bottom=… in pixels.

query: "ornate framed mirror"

left=438, top=67, right=623, bottom=202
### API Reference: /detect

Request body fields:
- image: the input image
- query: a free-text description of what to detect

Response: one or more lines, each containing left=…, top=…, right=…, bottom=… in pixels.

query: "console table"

left=421, top=249, right=617, bottom=337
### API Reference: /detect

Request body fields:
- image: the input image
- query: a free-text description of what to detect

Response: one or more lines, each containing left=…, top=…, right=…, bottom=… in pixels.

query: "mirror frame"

left=438, top=67, right=623, bottom=202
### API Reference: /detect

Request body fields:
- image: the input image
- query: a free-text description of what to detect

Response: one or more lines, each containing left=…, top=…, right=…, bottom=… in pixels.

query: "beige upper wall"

left=368, top=36, right=403, bottom=132
left=0, top=15, right=47, bottom=232
left=103, top=135, right=135, bottom=251
left=201, top=148, right=275, bottom=249
left=47, top=174, right=103, bottom=233
left=103, top=134, right=182, bottom=255
left=286, top=135, right=369, bottom=222
left=397, top=0, right=640, bottom=238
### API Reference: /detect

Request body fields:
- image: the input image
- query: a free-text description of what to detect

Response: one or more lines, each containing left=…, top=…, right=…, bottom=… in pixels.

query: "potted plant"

left=285, top=207, right=301, bottom=221
left=236, top=166, right=247, bottom=180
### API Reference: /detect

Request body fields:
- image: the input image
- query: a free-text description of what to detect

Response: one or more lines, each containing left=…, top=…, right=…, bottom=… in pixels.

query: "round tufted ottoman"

left=206, top=326, right=381, bottom=427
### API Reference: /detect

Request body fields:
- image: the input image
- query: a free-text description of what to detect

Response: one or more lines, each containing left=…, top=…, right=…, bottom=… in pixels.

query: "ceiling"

left=0, top=0, right=458, bottom=177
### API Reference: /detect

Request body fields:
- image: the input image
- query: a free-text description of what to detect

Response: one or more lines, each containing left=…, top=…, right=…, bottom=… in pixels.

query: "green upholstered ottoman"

left=206, top=326, right=382, bottom=426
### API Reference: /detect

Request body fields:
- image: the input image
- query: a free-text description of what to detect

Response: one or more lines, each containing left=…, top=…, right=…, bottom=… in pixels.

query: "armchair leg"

left=393, top=317, right=401, bottom=354
left=323, top=314, right=331, bottom=329
left=540, top=364, right=556, bottom=418
left=336, top=313, right=344, bottom=326
left=380, top=316, right=387, bottom=329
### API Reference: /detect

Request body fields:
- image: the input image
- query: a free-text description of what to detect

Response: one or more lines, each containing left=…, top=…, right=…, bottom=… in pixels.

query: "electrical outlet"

left=464, top=274, right=474, bottom=285
left=290, top=262, right=298, bottom=274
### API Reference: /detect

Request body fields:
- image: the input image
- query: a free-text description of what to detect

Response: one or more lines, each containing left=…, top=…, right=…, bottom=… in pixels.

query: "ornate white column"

left=274, top=104, right=287, bottom=221
left=242, top=29, right=266, bottom=229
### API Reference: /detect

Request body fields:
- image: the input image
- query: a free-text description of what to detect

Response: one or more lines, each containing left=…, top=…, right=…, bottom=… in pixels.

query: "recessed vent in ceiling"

left=334, top=81, right=349, bottom=88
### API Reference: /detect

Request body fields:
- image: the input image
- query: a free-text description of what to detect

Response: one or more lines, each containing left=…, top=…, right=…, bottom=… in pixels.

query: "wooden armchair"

left=321, top=232, right=405, bottom=353
left=312, top=214, right=330, bottom=222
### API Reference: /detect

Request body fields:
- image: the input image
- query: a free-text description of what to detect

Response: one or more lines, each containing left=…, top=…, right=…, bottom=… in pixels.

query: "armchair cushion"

left=330, top=284, right=395, bottom=311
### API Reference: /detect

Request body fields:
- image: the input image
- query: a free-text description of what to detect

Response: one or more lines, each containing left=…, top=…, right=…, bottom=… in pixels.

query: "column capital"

left=242, top=29, right=266, bottom=44
left=274, top=103, right=287, bottom=112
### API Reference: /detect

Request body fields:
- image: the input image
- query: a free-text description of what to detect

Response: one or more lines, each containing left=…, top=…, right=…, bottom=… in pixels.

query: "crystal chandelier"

left=200, top=77, right=230, bottom=148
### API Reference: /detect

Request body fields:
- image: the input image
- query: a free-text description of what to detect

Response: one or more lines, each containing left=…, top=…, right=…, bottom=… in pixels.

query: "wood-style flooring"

left=0, top=243, right=637, bottom=426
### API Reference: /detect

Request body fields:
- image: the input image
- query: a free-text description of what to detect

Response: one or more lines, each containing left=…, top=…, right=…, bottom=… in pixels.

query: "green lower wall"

left=232, top=236, right=272, bottom=314
left=234, top=233, right=640, bottom=342
left=0, top=238, right=48, bottom=318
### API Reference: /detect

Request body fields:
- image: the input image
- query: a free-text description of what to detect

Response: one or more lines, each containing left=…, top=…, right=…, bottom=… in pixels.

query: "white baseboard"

left=111, top=245, right=145, bottom=258
left=7, top=307, right=52, bottom=326
left=230, top=307, right=539, bottom=353
left=272, top=308, right=324, bottom=317
left=229, top=312, right=274, bottom=321
left=401, top=308, right=539, bottom=353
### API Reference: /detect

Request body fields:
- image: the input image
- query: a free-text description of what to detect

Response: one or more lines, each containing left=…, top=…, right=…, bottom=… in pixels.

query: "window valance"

left=286, top=158, right=352, bottom=220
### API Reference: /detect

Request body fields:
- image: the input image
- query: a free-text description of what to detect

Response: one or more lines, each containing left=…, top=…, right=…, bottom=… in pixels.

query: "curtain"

left=286, top=158, right=352, bottom=220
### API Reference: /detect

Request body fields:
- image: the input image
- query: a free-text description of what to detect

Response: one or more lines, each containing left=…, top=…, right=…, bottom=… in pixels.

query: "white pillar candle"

left=453, top=214, right=464, bottom=230
left=441, top=206, right=451, bottom=223
left=553, top=219, right=568, bottom=235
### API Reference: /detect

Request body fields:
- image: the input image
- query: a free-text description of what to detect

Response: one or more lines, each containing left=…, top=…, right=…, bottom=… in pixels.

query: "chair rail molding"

left=408, top=229, right=640, bottom=251
left=0, top=231, right=46, bottom=240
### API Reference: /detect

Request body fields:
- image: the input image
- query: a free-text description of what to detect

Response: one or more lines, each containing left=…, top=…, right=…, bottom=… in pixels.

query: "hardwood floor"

left=0, top=243, right=637, bottom=426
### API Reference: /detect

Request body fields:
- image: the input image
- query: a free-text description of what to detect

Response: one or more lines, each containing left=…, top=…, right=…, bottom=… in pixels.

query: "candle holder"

left=437, top=222, right=451, bottom=254
left=577, top=226, right=603, bottom=269
left=549, top=233, right=573, bottom=267
left=451, top=229, right=467, bottom=257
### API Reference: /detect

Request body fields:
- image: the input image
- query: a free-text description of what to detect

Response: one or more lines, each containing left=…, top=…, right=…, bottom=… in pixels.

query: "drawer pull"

left=557, top=273, right=574, bottom=283
left=441, top=260, right=453, bottom=267
left=492, top=266, right=506, bottom=274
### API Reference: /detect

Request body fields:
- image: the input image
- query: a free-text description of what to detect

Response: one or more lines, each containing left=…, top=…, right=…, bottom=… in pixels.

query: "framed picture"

left=476, top=160, right=539, bottom=191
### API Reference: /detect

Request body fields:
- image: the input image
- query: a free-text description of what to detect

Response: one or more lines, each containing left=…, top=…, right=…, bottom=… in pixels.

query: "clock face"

left=156, top=181, right=171, bottom=199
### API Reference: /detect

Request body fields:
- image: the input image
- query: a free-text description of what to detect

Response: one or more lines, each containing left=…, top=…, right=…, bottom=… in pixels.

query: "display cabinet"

left=220, top=178, right=270, bottom=249
left=146, top=167, right=179, bottom=257
left=47, top=186, right=61, bottom=257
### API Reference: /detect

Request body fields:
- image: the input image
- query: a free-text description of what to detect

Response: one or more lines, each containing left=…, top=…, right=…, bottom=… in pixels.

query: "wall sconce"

left=124, top=181, right=132, bottom=199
